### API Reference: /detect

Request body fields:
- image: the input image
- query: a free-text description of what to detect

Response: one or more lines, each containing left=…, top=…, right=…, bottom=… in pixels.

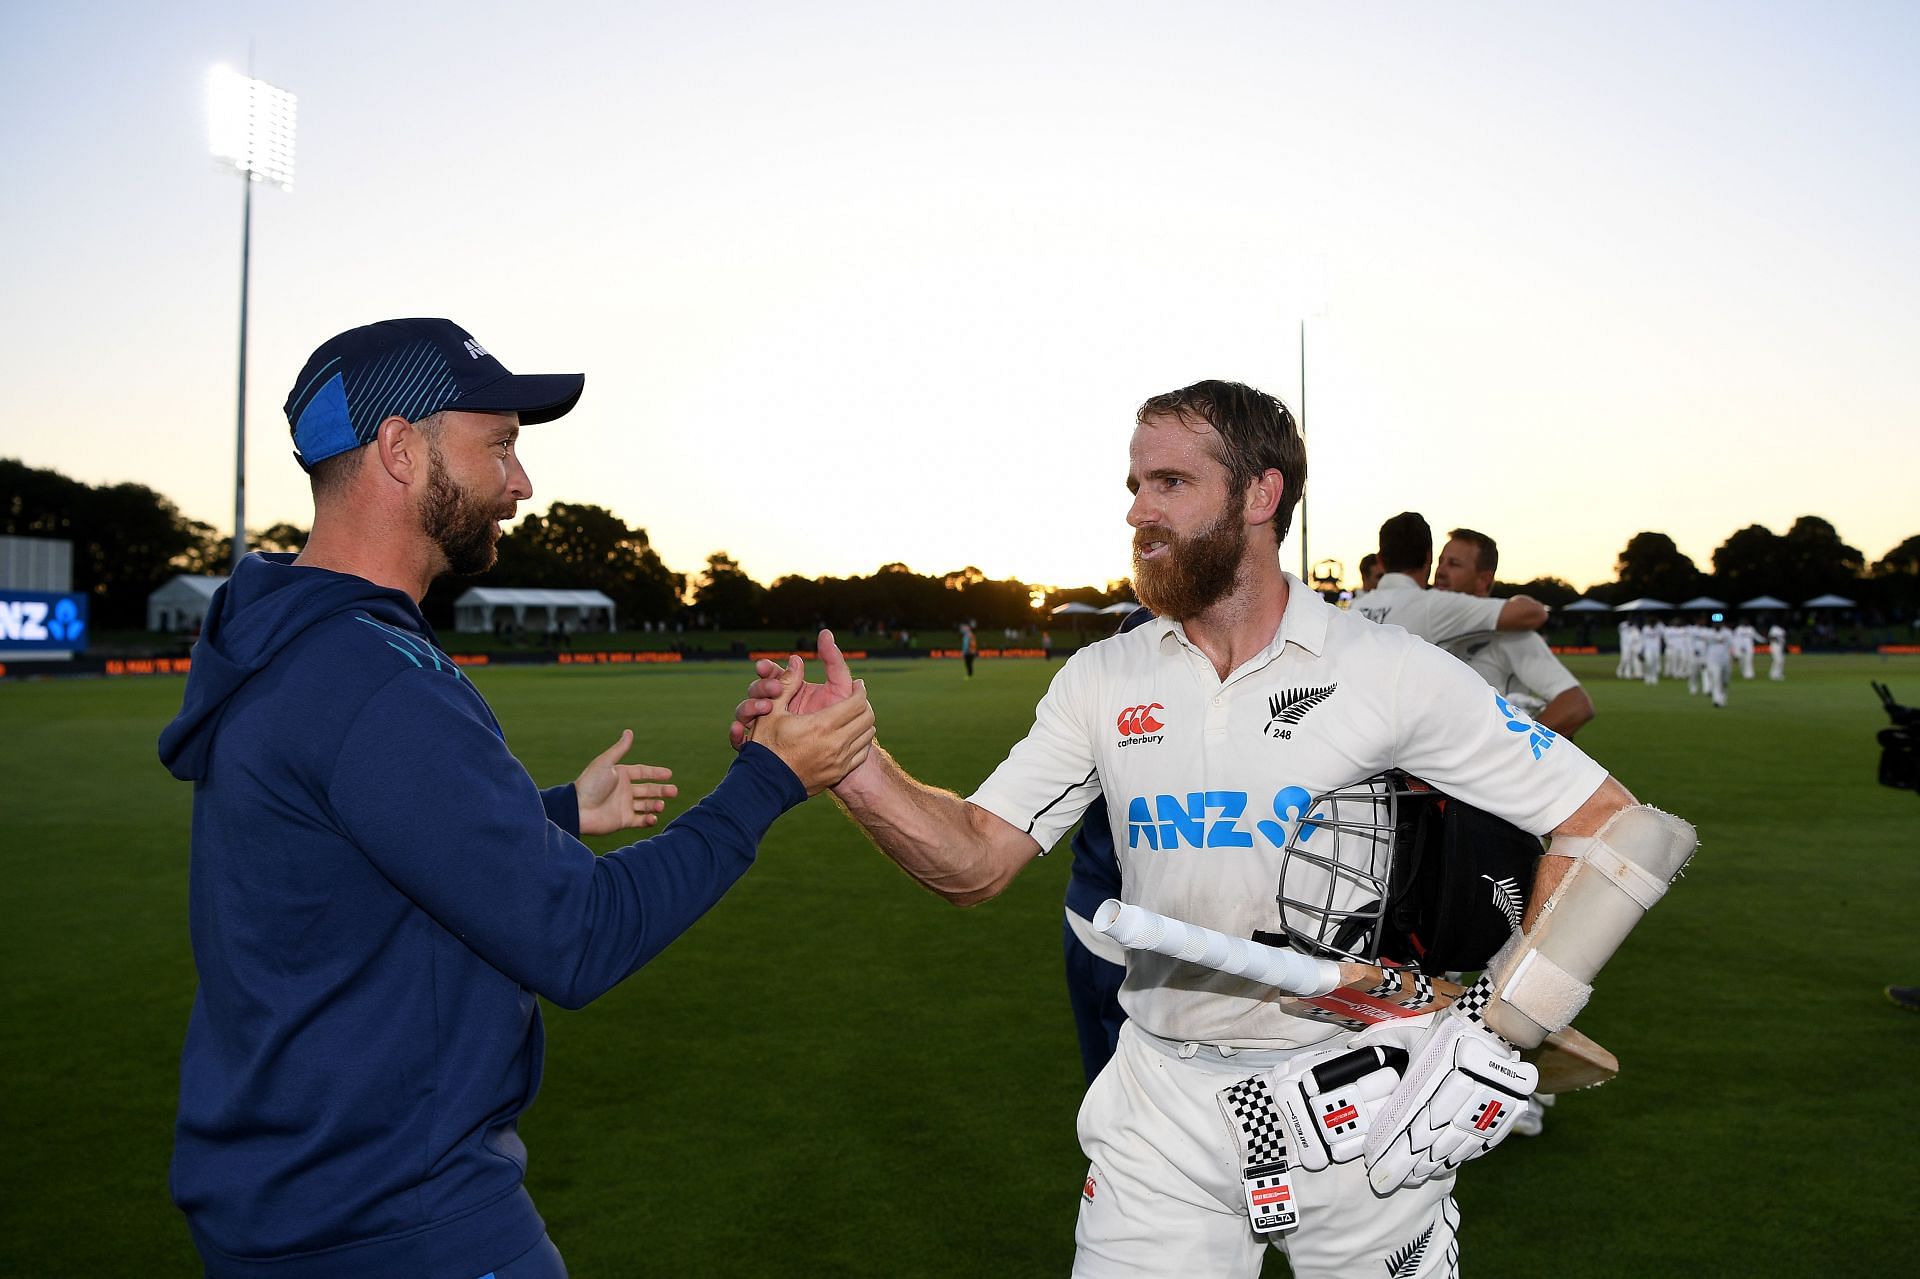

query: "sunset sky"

left=3, top=1, right=1914, bottom=595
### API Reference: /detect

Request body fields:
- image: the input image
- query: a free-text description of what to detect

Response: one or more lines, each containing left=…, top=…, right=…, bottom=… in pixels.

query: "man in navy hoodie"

left=158, top=318, right=875, bottom=1279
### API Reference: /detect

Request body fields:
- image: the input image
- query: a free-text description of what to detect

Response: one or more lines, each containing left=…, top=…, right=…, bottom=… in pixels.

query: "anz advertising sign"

left=0, top=591, right=89, bottom=654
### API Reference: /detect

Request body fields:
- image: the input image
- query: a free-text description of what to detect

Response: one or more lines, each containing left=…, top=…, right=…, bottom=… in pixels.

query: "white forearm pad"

left=1482, top=804, right=1697, bottom=1048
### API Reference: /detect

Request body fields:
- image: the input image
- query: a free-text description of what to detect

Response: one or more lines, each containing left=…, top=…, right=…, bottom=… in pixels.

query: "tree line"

left=5, top=457, right=1916, bottom=630
left=0, top=460, right=1111, bottom=632
left=422, top=504, right=1062, bottom=634
left=1483, top=517, right=1920, bottom=618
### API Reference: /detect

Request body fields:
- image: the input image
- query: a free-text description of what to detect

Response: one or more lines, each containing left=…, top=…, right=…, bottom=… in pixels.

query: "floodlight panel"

left=207, top=65, right=298, bottom=190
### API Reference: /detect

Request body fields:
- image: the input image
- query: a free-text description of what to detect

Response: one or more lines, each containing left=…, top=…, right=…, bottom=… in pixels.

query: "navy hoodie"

left=158, top=554, right=804, bottom=1278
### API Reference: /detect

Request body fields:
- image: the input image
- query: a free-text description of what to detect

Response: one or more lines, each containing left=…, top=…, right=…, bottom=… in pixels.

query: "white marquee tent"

left=454, top=587, right=616, bottom=635
left=147, top=575, right=226, bottom=633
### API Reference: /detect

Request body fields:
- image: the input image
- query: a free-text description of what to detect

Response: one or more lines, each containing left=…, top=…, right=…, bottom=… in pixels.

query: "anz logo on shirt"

left=1494, top=692, right=1557, bottom=760
left=1125, top=785, right=1326, bottom=851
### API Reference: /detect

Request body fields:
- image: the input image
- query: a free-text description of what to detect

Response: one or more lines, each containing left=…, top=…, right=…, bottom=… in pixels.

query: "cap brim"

left=447, top=372, right=584, bottom=425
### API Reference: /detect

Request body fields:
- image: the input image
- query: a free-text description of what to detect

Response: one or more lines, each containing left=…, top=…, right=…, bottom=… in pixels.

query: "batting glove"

left=1219, top=1043, right=1407, bottom=1175
left=1359, top=985, right=1538, bottom=1193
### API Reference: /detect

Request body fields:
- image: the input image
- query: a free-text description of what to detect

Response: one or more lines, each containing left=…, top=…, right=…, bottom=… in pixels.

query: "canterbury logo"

left=1116, top=703, right=1164, bottom=735
left=1264, top=684, right=1336, bottom=737
left=1483, top=875, right=1524, bottom=931
left=462, top=337, right=489, bottom=359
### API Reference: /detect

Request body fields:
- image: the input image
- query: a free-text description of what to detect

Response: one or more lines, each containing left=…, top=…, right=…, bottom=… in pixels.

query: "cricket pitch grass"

left=3, top=653, right=1914, bottom=1275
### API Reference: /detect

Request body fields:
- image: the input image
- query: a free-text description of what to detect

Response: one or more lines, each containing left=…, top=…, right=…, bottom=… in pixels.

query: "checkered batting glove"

left=1361, top=978, right=1538, bottom=1193
left=1220, top=1043, right=1407, bottom=1175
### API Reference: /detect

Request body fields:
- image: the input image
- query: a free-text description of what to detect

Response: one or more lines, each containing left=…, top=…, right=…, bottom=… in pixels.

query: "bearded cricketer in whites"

left=735, top=380, right=1695, bottom=1277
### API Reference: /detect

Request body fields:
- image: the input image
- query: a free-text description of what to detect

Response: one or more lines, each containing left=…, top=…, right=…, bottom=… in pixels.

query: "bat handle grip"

left=1090, top=899, right=1344, bottom=997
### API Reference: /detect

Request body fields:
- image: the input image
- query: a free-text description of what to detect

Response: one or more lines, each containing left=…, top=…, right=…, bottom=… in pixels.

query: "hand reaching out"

left=574, top=729, right=678, bottom=836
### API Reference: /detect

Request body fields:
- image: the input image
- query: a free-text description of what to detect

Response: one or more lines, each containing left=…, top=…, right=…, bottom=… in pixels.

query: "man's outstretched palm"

left=574, top=730, right=678, bottom=836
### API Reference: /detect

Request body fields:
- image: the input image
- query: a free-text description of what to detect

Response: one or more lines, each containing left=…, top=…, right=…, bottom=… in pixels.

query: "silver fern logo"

left=1264, top=684, right=1337, bottom=739
left=1483, top=874, right=1524, bottom=931
left=1385, top=1223, right=1433, bottom=1277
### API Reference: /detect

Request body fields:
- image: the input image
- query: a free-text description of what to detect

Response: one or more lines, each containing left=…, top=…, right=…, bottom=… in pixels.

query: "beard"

left=422, top=445, right=510, bottom=576
left=1131, top=498, right=1247, bottom=621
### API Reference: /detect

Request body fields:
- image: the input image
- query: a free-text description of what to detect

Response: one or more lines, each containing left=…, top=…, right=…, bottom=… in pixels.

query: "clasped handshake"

left=728, top=628, right=878, bottom=796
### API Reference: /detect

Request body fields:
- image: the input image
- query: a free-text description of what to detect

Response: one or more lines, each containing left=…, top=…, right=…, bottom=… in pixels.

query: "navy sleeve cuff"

left=732, top=741, right=809, bottom=814
left=540, top=784, right=580, bottom=835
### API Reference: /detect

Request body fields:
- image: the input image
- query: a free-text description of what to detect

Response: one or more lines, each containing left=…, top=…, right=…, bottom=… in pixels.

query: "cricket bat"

left=1091, top=898, right=1617, bottom=1093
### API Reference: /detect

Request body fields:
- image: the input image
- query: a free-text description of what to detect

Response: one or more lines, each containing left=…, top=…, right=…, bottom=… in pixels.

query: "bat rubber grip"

left=1090, top=899, right=1344, bottom=997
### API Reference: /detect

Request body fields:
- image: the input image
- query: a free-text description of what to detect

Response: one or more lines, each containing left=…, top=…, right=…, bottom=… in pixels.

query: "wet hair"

left=1135, top=380, right=1305, bottom=546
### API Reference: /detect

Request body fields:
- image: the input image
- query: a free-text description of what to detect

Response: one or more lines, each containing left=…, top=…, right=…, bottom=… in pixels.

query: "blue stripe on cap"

left=349, top=345, right=427, bottom=437
left=292, top=372, right=360, bottom=467
left=350, top=342, right=459, bottom=435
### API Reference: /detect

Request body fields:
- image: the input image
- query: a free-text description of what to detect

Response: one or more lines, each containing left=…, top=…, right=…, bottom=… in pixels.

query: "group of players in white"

left=1615, top=618, right=1789, bottom=707
left=737, top=381, right=1696, bottom=1278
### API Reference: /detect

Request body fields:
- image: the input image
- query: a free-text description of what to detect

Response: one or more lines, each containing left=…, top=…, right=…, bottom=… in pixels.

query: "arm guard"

left=1479, top=804, right=1697, bottom=1048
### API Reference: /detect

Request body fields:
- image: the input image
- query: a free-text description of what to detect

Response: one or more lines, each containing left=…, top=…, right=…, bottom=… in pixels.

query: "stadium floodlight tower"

left=207, top=64, right=297, bottom=572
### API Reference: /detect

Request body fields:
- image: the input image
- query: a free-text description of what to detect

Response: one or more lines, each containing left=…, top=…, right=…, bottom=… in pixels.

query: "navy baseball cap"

left=283, top=318, right=585, bottom=470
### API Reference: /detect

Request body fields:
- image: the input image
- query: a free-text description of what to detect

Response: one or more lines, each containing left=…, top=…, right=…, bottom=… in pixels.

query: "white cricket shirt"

left=1350, top=572, right=1506, bottom=646
left=970, top=575, right=1608, bottom=1048
left=1445, top=631, right=1581, bottom=705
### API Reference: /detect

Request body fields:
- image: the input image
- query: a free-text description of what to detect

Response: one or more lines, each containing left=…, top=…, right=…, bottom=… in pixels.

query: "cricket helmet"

left=1274, top=770, right=1543, bottom=972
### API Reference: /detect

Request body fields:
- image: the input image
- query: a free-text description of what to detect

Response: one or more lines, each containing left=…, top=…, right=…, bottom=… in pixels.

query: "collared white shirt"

left=970, top=575, right=1607, bottom=1047
left=1350, top=572, right=1506, bottom=647
left=1446, top=630, right=1581, bottom=706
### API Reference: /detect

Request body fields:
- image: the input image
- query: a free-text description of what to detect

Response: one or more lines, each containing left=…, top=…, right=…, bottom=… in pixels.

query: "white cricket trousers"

left=1073, top=1021, right=1459, bottom=1278
left=1706, top=653, right=1730, bottom=707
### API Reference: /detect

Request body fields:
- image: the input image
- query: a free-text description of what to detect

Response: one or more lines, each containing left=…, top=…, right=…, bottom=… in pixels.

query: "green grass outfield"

left=3, top=654, right=1916, bottom=1276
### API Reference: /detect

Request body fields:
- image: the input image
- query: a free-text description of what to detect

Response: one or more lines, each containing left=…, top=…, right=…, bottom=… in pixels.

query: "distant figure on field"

left=1769, top=622, right=1788, bottom=680
left=1733, top=621, right=1758, bottom=680
left=1641, top=622, right=1663, bottom=686
left=1703, top=622, right=1733, bottom=709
